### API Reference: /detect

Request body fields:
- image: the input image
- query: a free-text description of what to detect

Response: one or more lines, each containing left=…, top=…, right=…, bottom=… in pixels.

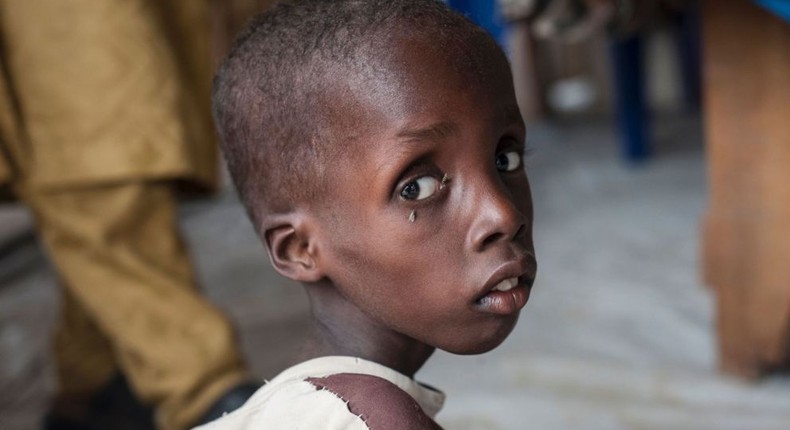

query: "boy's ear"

left=263, top=217, right=325, bottom=283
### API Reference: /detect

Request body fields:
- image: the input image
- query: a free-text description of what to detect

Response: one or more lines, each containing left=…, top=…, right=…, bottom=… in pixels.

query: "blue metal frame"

left=756, top=0, right=790, bottom=24
left=446, top=0, right=507, bottom=47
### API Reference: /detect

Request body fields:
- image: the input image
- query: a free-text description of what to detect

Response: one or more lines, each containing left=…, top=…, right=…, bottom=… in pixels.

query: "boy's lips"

left=473, top=258, right=534, bottom=315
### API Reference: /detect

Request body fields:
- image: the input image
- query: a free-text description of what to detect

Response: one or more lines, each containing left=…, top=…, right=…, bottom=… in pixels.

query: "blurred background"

left=1, top=0, right=790, bottom=429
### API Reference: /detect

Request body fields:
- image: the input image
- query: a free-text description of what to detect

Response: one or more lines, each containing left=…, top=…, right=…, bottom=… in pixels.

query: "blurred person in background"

left=497, top=0, right=697, bottom=162
left=0, top=1, right=261, bottom=429
left=498, top=0, right=633, bottom=122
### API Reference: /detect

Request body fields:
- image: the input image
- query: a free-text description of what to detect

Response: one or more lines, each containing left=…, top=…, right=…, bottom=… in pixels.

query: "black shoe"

left=43, top=374, right=155, bottom=430
left=194, top=382, right=260, bottom=425
left=43, top=415, right=100, bottom=430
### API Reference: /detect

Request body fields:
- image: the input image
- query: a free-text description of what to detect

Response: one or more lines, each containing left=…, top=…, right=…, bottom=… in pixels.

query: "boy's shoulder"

left=193, top=356, right=445, bottom=430
left=307, top=372, right=443, bottom=429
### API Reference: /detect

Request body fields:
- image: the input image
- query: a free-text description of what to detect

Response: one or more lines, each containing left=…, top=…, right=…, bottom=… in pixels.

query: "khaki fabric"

left=0, top=1, right=250, bottom=429
left=0, top=0, right=217, bottom=193
left=21, top=182, right=248, bottom=430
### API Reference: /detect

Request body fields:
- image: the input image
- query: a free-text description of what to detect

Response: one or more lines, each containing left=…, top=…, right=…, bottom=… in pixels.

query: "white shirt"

left=194, top=356, right=445, bottom=430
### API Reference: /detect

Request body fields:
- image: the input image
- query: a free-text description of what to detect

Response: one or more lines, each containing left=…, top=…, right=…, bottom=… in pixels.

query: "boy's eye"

left=495, top=151, right=522, bottom=172
left=400, top=176, right=440, bottom=201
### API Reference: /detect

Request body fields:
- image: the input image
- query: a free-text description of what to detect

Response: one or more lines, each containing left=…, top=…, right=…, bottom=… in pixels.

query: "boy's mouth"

left=474, top=259, right=534, bottom=315
left=474, top=279, right=530, bottom=315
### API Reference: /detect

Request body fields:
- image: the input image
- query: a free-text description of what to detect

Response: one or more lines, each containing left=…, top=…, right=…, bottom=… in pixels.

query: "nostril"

left=513, top=224, right=525, bottom=241
left=477, top=222, right=525, bottom=250
left=470, top=188, right=527, bottom=251
left=481, top=232, right=504, bottom=248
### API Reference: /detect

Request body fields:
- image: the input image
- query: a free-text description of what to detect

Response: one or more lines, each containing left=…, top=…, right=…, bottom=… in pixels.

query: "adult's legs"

left=21, top=182, right=249, bottom=430
left=51, top=287, right=118, bottom=413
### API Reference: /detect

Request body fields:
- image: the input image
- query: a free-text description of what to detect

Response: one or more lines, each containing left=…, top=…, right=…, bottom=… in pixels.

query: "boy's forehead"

left=380, top=30, right=507, bottom=94
left=321, top=29, right=513, bottom=136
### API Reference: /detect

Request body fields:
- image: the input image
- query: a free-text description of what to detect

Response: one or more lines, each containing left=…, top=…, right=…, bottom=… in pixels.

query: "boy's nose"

left=467, top=182, right=527, bottom=252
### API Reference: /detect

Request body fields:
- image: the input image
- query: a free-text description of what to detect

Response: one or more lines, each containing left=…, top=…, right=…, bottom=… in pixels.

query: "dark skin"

left=263, top=30, right=537, bottom=378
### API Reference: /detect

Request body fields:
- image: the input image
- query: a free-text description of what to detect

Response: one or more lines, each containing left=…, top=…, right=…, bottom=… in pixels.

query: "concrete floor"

left=2, top=115, right=790, bottom=429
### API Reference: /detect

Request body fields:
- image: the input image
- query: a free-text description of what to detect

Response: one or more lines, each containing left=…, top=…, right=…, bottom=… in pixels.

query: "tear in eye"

left=400, top=176, right=440, bottom=200
left=495, top=151, right=521, bottom=172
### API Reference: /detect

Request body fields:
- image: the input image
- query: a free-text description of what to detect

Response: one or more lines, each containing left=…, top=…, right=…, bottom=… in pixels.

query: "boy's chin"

left=439, top=319, right=519, bottom=355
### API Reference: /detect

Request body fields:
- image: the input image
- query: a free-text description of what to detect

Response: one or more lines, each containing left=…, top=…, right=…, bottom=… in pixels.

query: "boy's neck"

left=299, top=283, right=435, bottom=378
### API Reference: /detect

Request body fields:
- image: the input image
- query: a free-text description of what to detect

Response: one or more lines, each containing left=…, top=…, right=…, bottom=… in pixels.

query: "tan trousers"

left=0, top=0, right=250, bottom=427
left=17, top=182, right=248, bottom=430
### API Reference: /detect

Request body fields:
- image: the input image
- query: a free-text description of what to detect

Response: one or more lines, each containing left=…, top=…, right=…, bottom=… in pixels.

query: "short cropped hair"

left=212, top=0, right=500, bottom=231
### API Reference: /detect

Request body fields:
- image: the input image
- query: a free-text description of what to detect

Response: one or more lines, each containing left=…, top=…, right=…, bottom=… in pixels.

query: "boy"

left=201, top=0, right=537, bottom=428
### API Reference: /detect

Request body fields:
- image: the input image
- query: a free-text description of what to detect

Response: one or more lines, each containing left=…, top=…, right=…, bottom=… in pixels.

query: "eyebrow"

left=396, top=121, right=459, bottom=141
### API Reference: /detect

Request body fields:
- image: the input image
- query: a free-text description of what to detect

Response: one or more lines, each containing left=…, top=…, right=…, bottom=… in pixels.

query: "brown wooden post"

left=702, top=0, right=790, bottom=379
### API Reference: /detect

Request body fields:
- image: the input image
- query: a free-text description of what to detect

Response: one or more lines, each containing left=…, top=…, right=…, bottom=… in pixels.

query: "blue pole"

left=610, top=35, right=650, bottom=163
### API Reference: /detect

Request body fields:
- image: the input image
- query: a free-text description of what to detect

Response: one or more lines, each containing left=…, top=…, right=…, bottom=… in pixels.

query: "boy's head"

left=214, top=0, right=536, bottom=356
